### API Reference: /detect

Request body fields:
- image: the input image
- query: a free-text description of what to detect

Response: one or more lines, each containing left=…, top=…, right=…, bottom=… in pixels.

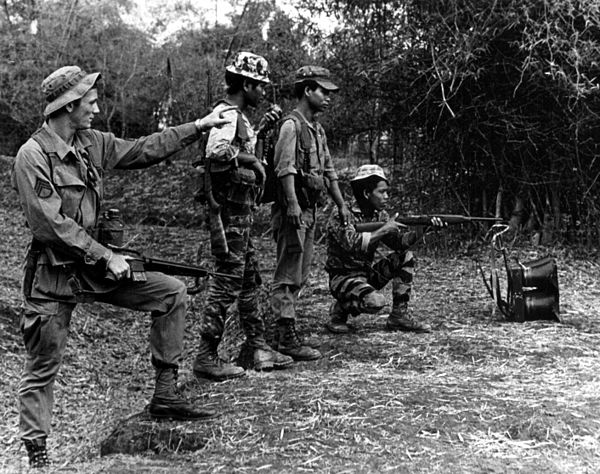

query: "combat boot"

left=277, top=319, right=321, bottom=361
left=325, top=301, right=352, bottom=334
left=24, top=438, right=50, bottom=469
left=149, top=366, right=217, bottom=421
left=386, top=302, right=431, bottom=333
left=193, top=336, right=245, bottom=381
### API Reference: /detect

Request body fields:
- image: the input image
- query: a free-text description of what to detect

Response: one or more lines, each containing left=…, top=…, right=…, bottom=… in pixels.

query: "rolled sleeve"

left=319, top=125, right=338, bottom=181
left=274, top=120, right=298, bottom=178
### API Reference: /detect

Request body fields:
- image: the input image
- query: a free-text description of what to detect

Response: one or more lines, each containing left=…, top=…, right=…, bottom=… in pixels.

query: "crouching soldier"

left=12, top=65, right=232, bottom=468
left=325, top=165, right=443, bottom=334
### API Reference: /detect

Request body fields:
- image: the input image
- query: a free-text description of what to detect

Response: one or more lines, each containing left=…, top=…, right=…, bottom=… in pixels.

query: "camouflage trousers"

left=328, top=250, right=415, bottom=316
left=201, top=213, right=264, bottom=344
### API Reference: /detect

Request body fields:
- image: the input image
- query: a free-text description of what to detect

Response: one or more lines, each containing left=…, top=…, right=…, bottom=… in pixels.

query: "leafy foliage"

left=1, top=0, right=600, bottom=244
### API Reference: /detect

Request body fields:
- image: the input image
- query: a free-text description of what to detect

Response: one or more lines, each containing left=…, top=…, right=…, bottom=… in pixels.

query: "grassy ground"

left=1, top=158, right=599, bottom=473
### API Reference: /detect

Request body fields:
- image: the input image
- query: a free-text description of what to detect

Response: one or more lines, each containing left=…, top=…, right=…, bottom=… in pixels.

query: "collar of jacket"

left=35, top=122, right=93, bottom=160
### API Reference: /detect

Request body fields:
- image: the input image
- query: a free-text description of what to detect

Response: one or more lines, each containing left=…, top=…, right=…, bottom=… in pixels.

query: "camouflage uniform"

left=200, top=101, right=264, bottom=342
left=195, top=52, right=292, bottom=377
left=325, top=208, right=416, bottom=317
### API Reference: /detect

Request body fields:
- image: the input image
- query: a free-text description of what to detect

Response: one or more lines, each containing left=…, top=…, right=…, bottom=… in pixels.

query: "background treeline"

left=1, top=0, right=599, bottom=246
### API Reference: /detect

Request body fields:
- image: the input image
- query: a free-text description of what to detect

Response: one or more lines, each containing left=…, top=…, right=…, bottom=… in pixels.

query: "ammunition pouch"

left=225, top=167, right=258, bottom=208
left=26, top=239, right=117, bottom=303
left=294, top=172, right=327, bottom=209
left=194, top=160, right=260, bottom=210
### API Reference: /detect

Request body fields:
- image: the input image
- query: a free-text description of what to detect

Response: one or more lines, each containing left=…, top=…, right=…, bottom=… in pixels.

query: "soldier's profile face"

left=367, top=180, right=389, bottom=211
left=245, top=81, right=265, bottom=108
left=70, top=88, right=99, bottom=130
left=306, top=86, right=331, bottom=112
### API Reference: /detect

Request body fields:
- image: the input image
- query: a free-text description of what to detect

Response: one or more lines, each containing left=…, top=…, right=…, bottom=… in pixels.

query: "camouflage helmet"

left=351, top=164, right=388, bottom=183
left=226, top=51, right=270, bottom=84
left=41, top=66, right=100, bottom=117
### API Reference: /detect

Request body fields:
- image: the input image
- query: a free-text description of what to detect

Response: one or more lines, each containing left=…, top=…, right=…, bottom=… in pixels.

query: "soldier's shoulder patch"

left=34, top=178, right=53, bottom=199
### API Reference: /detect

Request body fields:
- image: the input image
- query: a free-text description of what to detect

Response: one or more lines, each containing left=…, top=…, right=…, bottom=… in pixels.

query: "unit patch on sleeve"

left=34, top=178, right=53, bottom=199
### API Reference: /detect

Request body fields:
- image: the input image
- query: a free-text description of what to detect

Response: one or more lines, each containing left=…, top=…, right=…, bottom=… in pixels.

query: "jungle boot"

left=277, top=319, right=321, bottom=361
left=149, top=365, right=217, bottom=420
left=193, top=336, right=245, bottom=381
left=325, top=301, right=352, bottom=334
left=246, top=336, right=294, bottom=371
left=386, top=302, right=431, bottom=333
left=23, top=439, right=50, bottom=469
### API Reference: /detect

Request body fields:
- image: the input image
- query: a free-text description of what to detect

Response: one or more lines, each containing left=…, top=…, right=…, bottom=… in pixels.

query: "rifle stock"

left=354, top=214, right=502, bottom=233
left=108, top=246, right=240, bottom=294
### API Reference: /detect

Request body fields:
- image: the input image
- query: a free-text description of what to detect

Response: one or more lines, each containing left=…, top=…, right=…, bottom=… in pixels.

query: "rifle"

left=108, top=246, right=240, bottom=294
left=204, top=157, right=229, bottom=256
left=354, top=214, right=502, bottom=233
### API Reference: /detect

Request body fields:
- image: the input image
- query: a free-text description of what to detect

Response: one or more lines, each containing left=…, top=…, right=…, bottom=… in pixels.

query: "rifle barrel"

left=354, top=215, right=502, bottom=232
left=137, top=256, right=241, bottom=281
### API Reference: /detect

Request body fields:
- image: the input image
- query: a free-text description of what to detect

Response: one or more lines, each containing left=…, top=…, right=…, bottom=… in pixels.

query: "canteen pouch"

left=226, top=167, right=258, bottom=208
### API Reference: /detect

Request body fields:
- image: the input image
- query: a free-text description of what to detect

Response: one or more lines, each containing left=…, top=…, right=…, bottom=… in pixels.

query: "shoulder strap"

left=283, top=110, right=312, bottom=172
left=212, top=98, right=248, bottom=142
left=31, top=129, right=56, bottom=179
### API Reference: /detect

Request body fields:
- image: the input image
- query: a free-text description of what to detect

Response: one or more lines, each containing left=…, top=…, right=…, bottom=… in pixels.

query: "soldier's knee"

left=360, top=291, right=386, bottom=314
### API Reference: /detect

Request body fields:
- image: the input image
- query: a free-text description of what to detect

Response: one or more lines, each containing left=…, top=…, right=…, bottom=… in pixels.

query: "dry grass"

left=1, top=155, right=600, bottom=473
left=1, top=203, right=600, bottom=473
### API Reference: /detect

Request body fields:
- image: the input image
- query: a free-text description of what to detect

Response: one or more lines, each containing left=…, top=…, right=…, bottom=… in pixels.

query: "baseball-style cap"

left=294, top=65, right=339, bottom=91
left=351, top=164, right=388, bottom=183
left=41, top=66, right=100, bottom=117
left=226, top=51, right=270, bottom=83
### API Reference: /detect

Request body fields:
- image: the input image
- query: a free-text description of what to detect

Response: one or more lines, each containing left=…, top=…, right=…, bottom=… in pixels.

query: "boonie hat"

left=351, top=164, right=388, bottom=183
left=226, top=52, right=270, bottom=83
left=42, top=66, right=100, bottom=117
left=294, top=65, right=339, bottom=91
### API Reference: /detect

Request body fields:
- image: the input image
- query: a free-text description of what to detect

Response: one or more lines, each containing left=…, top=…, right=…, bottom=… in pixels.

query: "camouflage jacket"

left=325, top=208, right=415, bottom=276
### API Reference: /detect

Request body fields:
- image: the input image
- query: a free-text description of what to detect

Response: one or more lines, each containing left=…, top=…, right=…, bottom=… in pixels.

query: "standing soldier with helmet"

left=192, top=52, right=293, bottom=380
left=11, top=65, right=234, bottom=468
left=269, top=66, right=351, bottom=361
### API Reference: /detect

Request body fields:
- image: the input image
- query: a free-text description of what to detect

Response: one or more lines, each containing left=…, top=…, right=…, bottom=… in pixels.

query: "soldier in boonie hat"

left=324, top=161, right=433, bottom=336
left=12, top=64, right=238, bottom=468
left=294, top=65, right=339, bottom=91
left=192, top=50, right=291, bottom=380
left=350, top=165, right=388, bottom=205
left=41, top=65, right=101, bottom=117
left=351, top=164, right=388, bottom=183
left=226, top=51, right=271, bottom=84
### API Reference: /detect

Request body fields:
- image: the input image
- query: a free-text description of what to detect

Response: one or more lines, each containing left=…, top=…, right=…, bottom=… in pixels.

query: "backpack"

left=259, top=110, right=313, bottom=204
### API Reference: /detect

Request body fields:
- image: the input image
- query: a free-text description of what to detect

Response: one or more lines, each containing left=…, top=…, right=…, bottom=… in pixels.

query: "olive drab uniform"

left=325, top=208, right=416, bottom=317
left=199, top=101, right=265, bottom=346
left=11, top=121, right=201, bottom=442
left=270, top=109, right=338, bottom=321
